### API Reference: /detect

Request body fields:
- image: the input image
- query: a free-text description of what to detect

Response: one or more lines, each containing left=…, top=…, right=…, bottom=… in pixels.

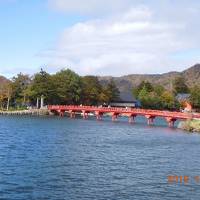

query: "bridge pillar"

left=59, top=111, right=64, bottom=117
left=129, top=115, right=136, bottom=123
left=112, top=113, right=118, bottom=121
left=165, top=117, right=177, bottom=128
left=69, top=110, right=76, bottom=118
left=145, top=115, right=155, bottom=125
left=86, top=113, right=89, bottom=119
left=95, top=111, right=103, bottom=120
left=69, top=110, right=73, bottom=118
left=82, top=111, right=86, bottom=119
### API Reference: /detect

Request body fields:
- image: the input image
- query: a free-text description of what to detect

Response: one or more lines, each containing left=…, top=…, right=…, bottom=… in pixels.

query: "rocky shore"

left=178, top=119, right=200, bottom=133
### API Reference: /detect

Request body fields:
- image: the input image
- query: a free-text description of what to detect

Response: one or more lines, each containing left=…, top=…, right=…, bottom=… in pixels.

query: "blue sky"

left=0, top=0, right=200, bottom=77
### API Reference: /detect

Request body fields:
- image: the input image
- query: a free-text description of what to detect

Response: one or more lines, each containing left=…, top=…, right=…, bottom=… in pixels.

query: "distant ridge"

left=98, top=64, right=200, bottom=101
left=1, top=64, right=200, bottom=101
left=0, top=75, right=9, bottom=85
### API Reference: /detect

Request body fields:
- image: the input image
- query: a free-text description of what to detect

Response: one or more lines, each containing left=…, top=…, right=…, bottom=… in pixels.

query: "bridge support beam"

left=165, top=117, right=177, bottom=128
left=145, top=115, right=155, bottom=125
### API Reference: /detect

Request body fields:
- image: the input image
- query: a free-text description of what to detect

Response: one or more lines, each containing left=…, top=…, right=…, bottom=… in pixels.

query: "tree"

left=0, top=83, right=6, bottom=110
left=173, top=76, right=189, bottom=94
left=98, top=87, right=110, bottom=104
left=161, top=91, right=176, bottom=110
left=11, top=73, right=31, bottom=107
left=137, top=86, right=150, bottom=108
left=154, top=85, right=165, bottom=96
left=52, top=69, right=82, bottom=104
left=190, top=86, right=200, bottom=110
left=105, top=79, right=120, bottom=102
left=136, top=81, right=179, bottom=110
left=5, top=82, right=12, bottom=110
left=0, top=81, right=12, bottom=110
left=30, top=69, right=53, bottom=105
left=81, top=76, right=102, bottom=105
left=133, top=81, right=153, bottom=98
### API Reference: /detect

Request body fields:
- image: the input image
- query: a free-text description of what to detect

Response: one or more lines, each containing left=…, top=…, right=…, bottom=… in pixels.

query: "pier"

left=48, top=105, right=200, bottom=127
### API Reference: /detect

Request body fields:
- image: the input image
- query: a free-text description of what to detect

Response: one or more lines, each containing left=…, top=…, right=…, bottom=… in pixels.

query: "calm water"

left=0, top=115, right=200, bottom=200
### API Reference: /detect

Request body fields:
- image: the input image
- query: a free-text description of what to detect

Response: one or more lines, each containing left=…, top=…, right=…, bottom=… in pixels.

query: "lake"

left=0, top=115, right=200, bottom=200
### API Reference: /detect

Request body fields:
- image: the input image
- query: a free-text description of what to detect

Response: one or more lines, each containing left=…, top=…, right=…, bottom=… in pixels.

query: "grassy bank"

left=178, top=119, right=200, bottom=133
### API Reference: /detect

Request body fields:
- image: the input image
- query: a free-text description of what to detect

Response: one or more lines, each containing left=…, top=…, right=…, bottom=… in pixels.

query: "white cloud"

left=43, top=1, right=200, bottom=75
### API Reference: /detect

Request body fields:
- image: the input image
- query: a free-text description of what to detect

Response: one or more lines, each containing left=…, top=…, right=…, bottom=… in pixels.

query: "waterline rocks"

left=178, top=119, right=200, bottom=133
left=0, top=109, right=50, bottom=116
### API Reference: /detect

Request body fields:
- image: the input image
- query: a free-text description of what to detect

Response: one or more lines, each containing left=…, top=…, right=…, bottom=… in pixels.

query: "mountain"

left=0, top=75, right=9, bottom=85
left=98, top=64, right=200, bottom=101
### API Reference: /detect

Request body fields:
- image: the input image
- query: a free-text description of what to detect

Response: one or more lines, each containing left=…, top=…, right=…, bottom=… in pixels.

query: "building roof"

left=119, top=91, right=136, bottom=102
left=176, top=93, right=191, bottom=101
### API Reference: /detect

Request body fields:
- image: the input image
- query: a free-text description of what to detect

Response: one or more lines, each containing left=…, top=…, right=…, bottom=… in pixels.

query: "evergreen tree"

left=11, top=73, right=31, bottom=107
left=30, top=69, right=53, bottom=105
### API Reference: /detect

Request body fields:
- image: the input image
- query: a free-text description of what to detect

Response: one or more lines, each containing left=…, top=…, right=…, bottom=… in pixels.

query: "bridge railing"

left=48, top=105, right=200, bottom=120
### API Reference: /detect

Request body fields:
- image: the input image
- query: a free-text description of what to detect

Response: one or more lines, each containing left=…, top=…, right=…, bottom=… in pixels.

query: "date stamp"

left=168, top=175, right=200, bottom=184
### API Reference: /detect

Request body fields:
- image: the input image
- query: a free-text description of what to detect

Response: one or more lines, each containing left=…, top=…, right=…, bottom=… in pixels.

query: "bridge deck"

left=48, top=105, right=200, bottom=127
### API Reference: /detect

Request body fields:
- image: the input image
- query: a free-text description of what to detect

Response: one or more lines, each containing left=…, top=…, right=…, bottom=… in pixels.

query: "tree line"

left=0, top=69, right=120, bottom=110
left=0, top=69, right=200, bottom=111
left=133, top=76, right=200, bottom=111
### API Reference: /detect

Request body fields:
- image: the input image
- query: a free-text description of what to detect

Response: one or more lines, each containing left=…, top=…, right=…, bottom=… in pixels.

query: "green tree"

left=154, top=85, right=165, bottom=96
left=98, top=87, right=110, bottom=104
left=190, top=86, right=200, bottom=110
left=133, top=81, right=153, bottom=98
left=137, top=86, right=150, bottom=108
left=105, top=79, right=120, bottom=102
left=136, top=82, right=179, bottom=110
left=30, top=69, right=54, bottom=105
left=11, top=73, right=31, bottom=107
left=81, top=76, right=102, bottom=105
left=173, top=76, right=189, bottom=94
left=52, top=69, right=82, bottom=104
left=161, top=91, right=176, bottom=110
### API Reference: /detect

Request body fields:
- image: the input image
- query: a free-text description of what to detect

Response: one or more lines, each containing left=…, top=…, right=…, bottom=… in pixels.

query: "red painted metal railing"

left=48, top=105, right=200, bottom=127
left=48, top=105, right=200, bottom=119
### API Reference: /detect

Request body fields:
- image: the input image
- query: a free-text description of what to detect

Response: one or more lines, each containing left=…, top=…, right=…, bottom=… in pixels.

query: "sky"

left=0, top=0, right=200, bottom=77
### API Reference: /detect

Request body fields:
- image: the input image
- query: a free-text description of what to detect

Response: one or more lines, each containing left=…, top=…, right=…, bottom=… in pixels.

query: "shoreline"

left=178, top=119, right=200, bottom=133
left=1, top=109, right=200, bottom=133
left=0, top=109, right=50, bottom=116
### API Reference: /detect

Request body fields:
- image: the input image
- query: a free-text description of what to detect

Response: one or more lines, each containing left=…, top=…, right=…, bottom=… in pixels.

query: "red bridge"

left=48, top=105, right=200, bottom=127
